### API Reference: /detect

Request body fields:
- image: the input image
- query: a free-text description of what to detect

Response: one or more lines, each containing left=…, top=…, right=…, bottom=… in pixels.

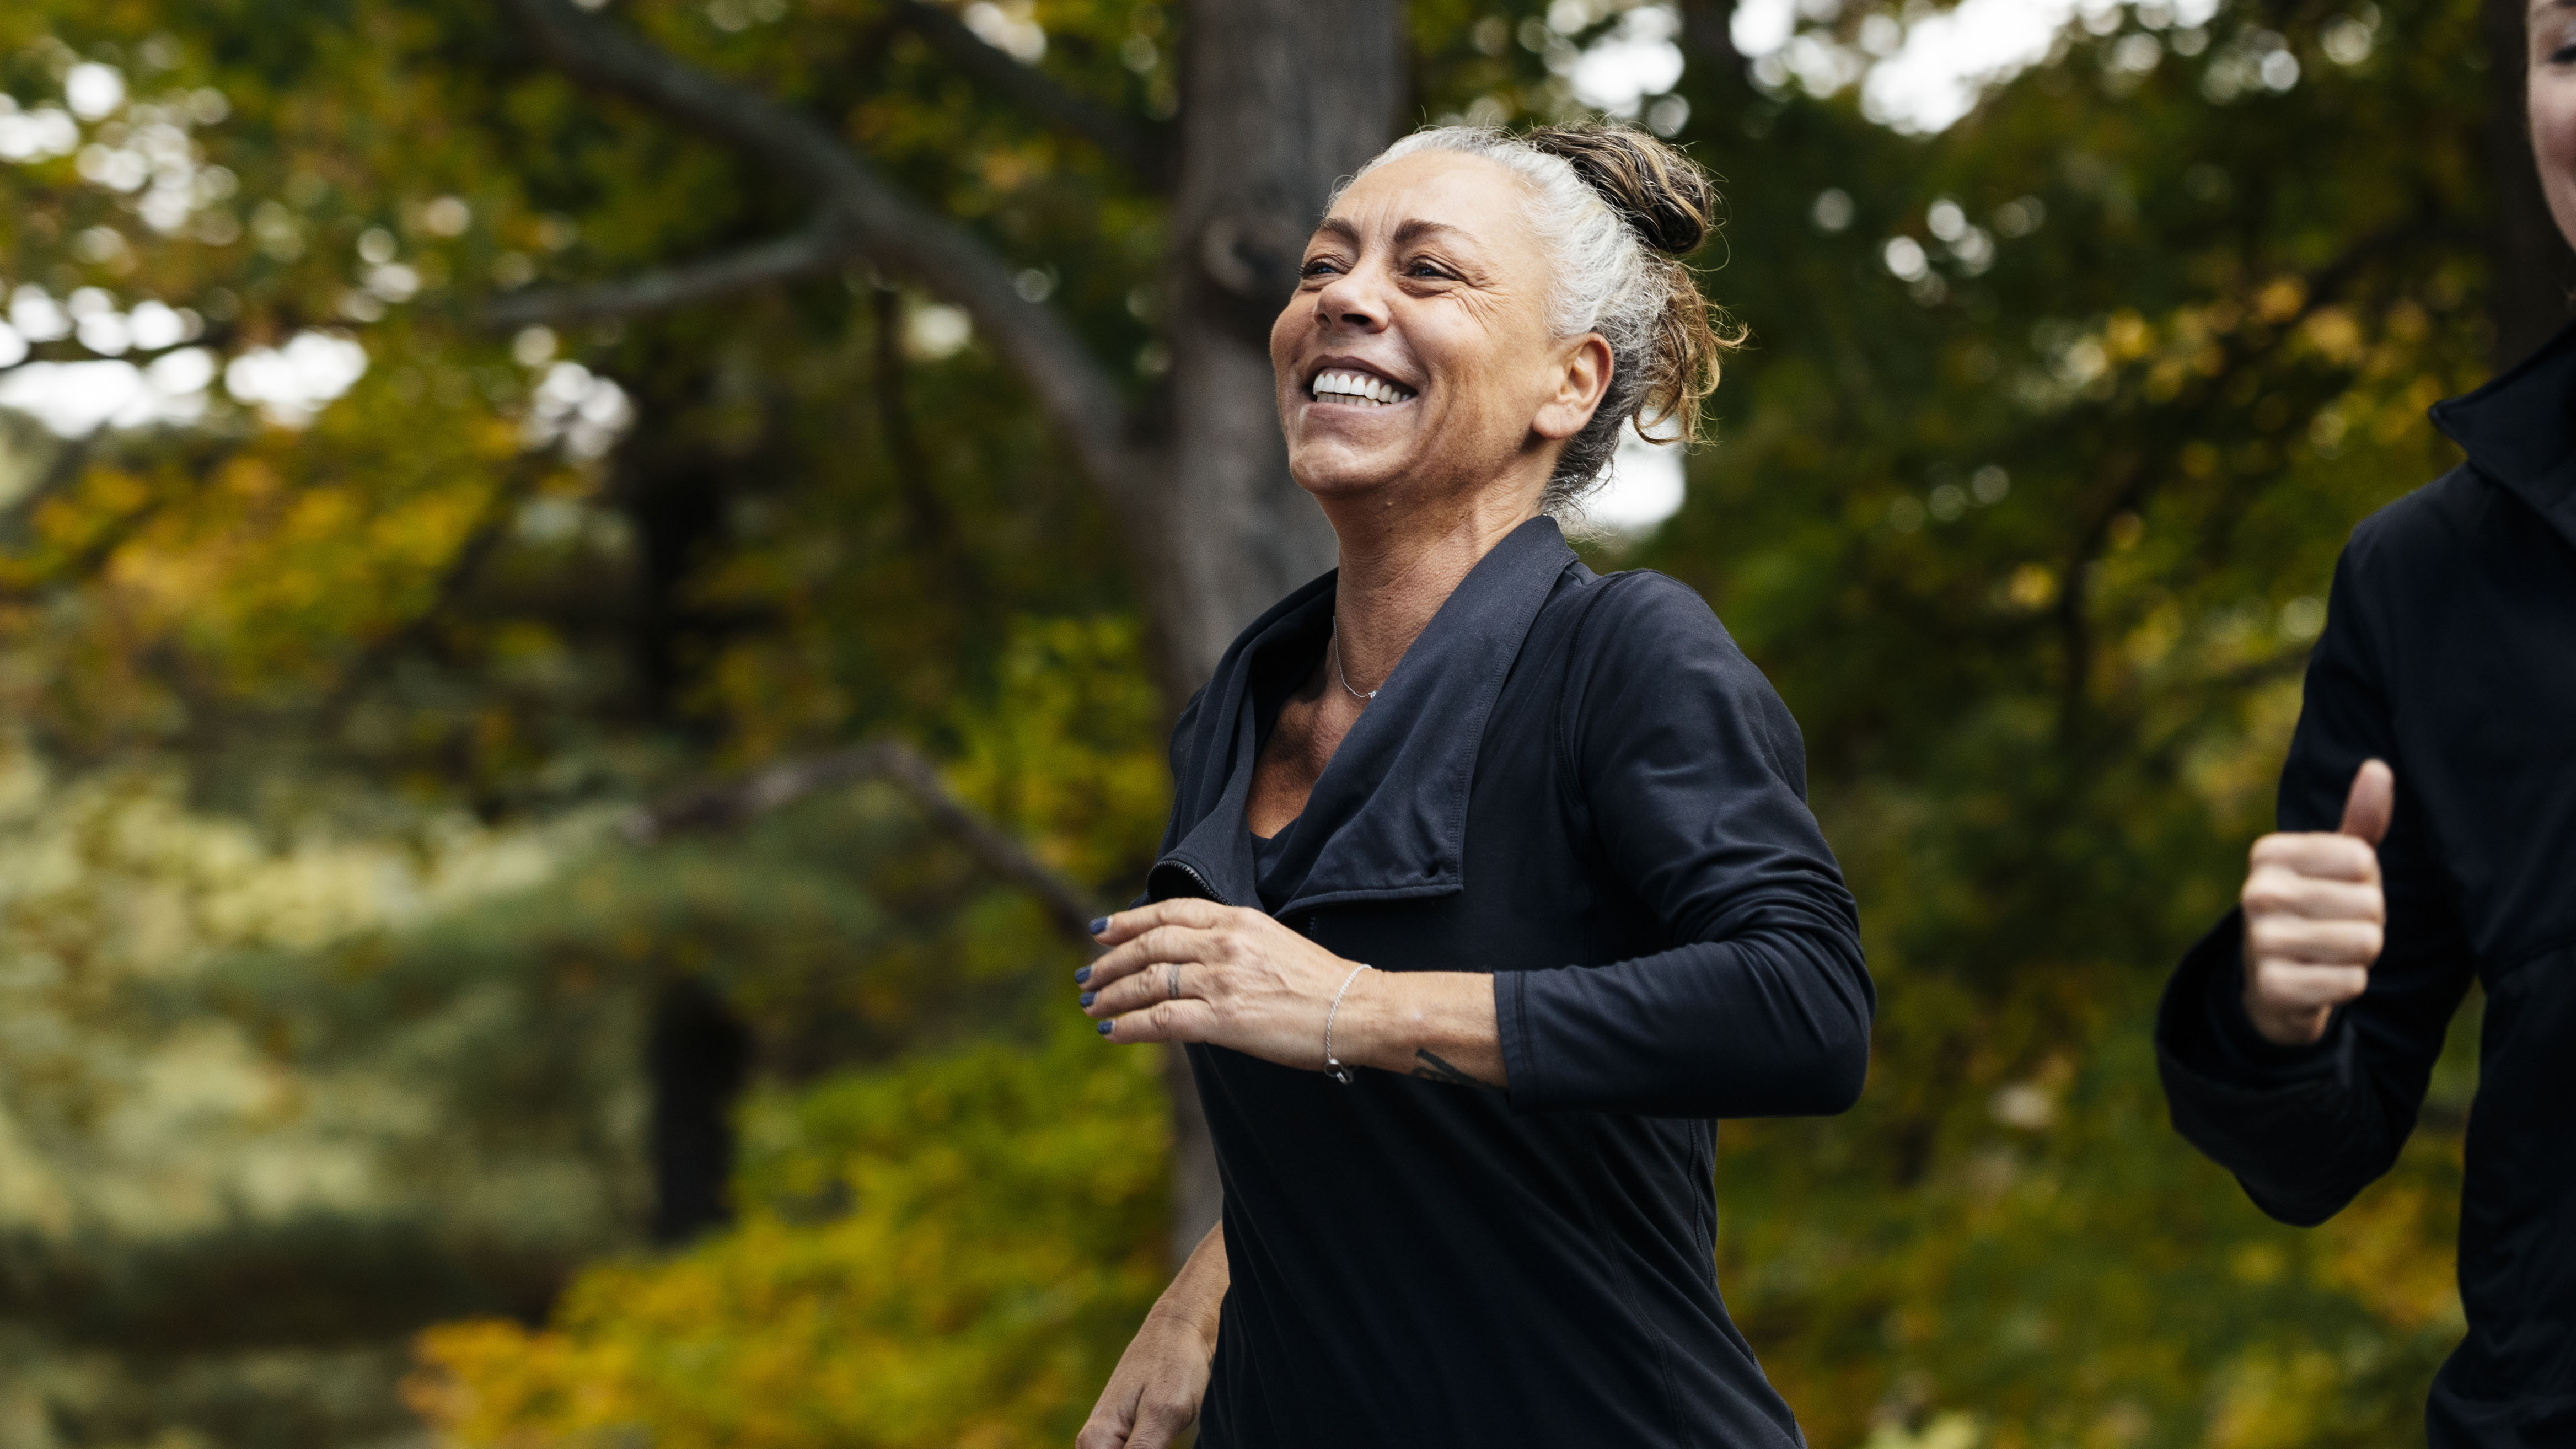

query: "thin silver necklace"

left=1329, top=624, right=1380, bottom=702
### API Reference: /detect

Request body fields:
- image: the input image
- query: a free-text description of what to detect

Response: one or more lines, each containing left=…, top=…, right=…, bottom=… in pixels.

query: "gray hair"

left=1336, top=124, right=1733, bottom=517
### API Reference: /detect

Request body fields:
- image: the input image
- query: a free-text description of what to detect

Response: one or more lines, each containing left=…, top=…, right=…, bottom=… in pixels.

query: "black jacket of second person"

left=2156, top=326, right=2576, bottom=1447
left=1143, top=516, right=1872, bottom=1448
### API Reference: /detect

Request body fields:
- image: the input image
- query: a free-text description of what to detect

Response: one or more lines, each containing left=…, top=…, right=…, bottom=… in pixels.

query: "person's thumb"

left=2338, top=758, right=2395, bottom=846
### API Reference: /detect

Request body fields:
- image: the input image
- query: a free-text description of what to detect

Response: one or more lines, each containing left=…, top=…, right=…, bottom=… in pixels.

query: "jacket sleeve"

left=1495, top=573, right=1874, bottom=1118
left=2154, top=543, right=2476, bottom=1226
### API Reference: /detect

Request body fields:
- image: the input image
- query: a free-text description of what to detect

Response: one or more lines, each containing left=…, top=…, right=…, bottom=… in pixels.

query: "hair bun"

left=1522, top=124, right=1715, bottom=255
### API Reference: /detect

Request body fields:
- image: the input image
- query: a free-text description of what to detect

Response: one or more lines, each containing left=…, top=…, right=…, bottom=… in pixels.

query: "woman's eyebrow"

left=1391, top=219, right=1474, bottom=249
left=1313, top=217, right=1362, bottom=248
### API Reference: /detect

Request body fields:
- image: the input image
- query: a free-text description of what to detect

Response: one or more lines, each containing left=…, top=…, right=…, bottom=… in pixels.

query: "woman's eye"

left=1301, top=259, right=1342, bottom=278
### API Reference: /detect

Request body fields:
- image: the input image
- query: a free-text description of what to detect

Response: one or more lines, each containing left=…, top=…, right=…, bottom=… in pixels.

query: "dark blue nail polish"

left=1075, top=965, right=1092, bottom=984
left=1098, top=1019, right=1113, bottom=1036
left=1088, top=917, right=1109, bottom=936
left=1080, top=991, right=1097, bottom=1007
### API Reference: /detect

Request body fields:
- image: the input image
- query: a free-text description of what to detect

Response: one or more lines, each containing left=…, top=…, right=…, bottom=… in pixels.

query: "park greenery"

left=0, top=0, right=2521, bottom=1442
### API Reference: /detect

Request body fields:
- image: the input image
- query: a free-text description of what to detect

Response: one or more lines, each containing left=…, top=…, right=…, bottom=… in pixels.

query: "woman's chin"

left=1286, top=440, right=1415, bottom=500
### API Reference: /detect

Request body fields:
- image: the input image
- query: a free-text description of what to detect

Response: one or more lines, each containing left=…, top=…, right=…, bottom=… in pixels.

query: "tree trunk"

left=2484, top=0, right=2576, bottom=372
left=646, top=977, right=753, bottom=1244
left=1150, top=0, right=1404, bottom=1262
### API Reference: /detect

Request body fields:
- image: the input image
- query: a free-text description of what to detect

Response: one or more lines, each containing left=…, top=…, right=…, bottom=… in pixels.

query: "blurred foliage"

left=407, top=1013, right=1167, bottom=1448
left=0, top=0, right=2508, bottom=1442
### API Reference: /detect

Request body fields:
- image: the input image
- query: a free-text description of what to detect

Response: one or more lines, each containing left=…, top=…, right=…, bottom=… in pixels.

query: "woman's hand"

left=1076, top=1305, right=1216, bottom=1449
left=1077, top=1225, right=1226, bottom=1449
left=1081, top=899, right=1364, bottom=1071
left=2240, top=759, right=2392, bottom=1046
left=1079, top=900, right=1507, bottom=1086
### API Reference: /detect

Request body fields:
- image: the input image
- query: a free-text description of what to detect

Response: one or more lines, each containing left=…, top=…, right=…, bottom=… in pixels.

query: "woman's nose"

left=1311, top=268, right=1391, bottom=331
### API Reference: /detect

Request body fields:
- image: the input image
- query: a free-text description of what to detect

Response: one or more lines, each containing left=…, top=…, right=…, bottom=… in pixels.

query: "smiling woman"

left=1073, top=124, right=1870, bottom=1449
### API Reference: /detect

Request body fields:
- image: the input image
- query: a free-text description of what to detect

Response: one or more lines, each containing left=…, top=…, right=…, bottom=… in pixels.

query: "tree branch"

left=625, top=737, right=1101, bottom=946
left=886, top=0, right=1175, bottom=189
left=0, top=326, right=239, bottom=381
left=485, top=221, right=853, bottom=330
left=491, top=0, right=1147, bottom=512
left=0, top=497, right=164, bottom=603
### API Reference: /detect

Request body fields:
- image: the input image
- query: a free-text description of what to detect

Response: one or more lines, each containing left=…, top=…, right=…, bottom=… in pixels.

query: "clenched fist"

left=2239, top=759, right=2393, bottom=1046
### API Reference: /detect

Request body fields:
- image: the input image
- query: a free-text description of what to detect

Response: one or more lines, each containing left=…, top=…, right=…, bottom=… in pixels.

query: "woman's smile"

left=1307, top=368, right=1418, bottom=407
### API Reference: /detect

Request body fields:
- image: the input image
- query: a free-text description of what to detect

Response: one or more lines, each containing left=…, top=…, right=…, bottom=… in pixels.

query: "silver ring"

left=1168, top=963, right=1183, bottom=1001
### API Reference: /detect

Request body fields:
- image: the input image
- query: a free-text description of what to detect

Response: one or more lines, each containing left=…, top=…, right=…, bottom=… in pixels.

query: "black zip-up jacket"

left=2156, top=326, right=2576, bottom=1446
left=1141, top=516, right=1874, bottom=1448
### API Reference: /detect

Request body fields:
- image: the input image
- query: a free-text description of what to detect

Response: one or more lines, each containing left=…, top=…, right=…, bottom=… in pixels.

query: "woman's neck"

left=1323, top=485, right=1543, bottom=693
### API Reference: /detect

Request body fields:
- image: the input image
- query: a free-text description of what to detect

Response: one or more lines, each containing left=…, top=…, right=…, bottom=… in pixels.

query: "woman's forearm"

left=1337, top=970, right=1507, bottom=1088
left=1080, top=1222, right=1228, bottom=1449
left=1155, top=1222, right=1230, bottom=1348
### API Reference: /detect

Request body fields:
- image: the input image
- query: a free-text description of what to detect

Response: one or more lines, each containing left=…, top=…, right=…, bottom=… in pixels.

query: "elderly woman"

left=1074, top=124, right=1872, bottom=1448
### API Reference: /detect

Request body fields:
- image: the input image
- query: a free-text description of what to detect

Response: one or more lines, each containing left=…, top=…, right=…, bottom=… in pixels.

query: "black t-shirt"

left=1249, top=818, right=1298, bottom=911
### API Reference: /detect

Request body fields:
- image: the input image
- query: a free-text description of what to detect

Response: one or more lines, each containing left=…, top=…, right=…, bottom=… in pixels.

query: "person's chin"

left=1288, top=446, right=1413, bottom=501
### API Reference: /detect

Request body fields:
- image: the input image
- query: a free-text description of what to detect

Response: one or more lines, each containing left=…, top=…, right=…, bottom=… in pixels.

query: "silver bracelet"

left=1323, top=963, right=1372, bottom=1085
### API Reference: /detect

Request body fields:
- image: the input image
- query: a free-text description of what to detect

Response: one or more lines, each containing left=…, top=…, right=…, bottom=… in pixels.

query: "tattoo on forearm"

left=1410, top=1049, right=1494, bottom=1089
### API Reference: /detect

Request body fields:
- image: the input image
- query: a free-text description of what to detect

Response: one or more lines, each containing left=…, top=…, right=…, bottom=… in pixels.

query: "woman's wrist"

left=1337, top=969, right=1506, bottom=1088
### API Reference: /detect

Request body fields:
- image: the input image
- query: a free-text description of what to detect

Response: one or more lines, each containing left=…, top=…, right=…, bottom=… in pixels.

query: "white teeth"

left=1310, top=369, right=1414, bottom=405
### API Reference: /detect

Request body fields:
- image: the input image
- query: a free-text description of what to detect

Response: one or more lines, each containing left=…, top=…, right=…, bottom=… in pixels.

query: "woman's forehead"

left=1324, top=151, right=1537, bottom=246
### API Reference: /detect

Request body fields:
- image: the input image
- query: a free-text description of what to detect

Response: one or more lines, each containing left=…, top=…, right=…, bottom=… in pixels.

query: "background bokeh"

left=0, top=0, right=2543, bottom=1443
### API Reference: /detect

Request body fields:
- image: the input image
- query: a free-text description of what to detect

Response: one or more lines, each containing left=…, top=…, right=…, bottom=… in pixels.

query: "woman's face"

left=1269, top=151, right=1611, bottom=514
left=2534, top=0, right=2576, bottom=248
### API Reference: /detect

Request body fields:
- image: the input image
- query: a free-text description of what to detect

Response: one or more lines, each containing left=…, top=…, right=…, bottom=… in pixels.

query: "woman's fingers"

left=1074, top=904, right=1265, bottom=1043
left=1086, top=954, right=1220, bottom=1018
left=2240, top=865, right=2384, bottom=924
left=1074, top=1356, right=1204, bottom=1449
left=2253, top=960, right=2372, bottom=1010
left=2246, top=914, right=2384, bottom=968
left=1097, top=997, right=1222, bottom=1044
left=1121, top=1392, right=1201, bottom=1449
left=1074, top=1405, right=1131, bottom=1449
left=1091, top=898, right=1233, bottom=947
left=1083, top=903, right=1272, bottom=988
left=2239, top=827, right=2389, bottom=1047
left=2247, top=830, right=2379, bottom=883
left=1084, top=923, right=1228, bottom=991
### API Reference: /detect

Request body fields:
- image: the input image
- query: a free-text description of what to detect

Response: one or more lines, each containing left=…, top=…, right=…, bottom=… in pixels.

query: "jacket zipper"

left=1164, top=857, right=1317, bottom=936
left=1167, top=858, right=1232, bottom=908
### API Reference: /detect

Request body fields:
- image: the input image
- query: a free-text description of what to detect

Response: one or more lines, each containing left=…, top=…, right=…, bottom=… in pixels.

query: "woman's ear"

left=1532, top=334, right=1614, bottom=441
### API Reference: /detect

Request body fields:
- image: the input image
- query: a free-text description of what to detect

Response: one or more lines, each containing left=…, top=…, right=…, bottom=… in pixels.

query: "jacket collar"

left=1149, top=515, right=1580, bottom=915
left=2429, top=320, right=2576, bottom=552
